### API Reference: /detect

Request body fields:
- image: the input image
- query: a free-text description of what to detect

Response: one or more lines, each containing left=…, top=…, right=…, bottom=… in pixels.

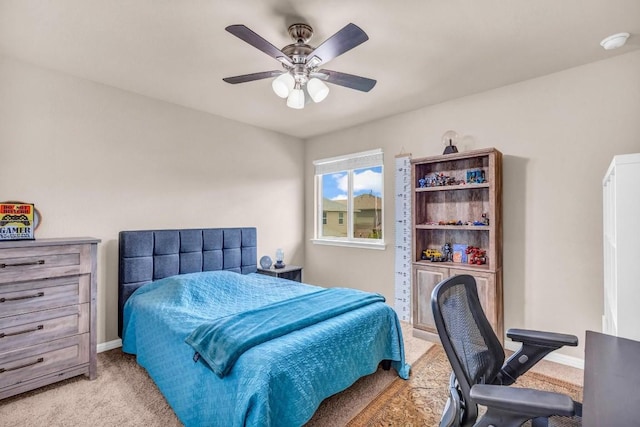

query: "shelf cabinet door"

left=449, top=268, right=499, bottom=334
left=412, top=265, right=447, bottom=333
left=412, top=265, right=503, bottom=342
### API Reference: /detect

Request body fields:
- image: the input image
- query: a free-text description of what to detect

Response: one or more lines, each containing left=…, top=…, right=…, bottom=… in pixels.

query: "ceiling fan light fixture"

left=223, top=23, right=376, bottom=108
left=307, top=78, right=330, bottom=103
left=272, top=73, right=295, bottom=98
left=286, top=84, right=305, bottom=109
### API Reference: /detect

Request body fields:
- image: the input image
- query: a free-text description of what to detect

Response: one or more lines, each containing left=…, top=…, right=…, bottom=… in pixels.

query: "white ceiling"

left=1, top=0, right=639, bottom=139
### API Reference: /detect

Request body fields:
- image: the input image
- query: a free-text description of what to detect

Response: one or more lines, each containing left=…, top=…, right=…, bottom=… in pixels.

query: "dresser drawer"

left=0, top=304, right=89, bottom=351
left=0, top=244, right=93, bottom=283
left=0, top=334, right=89, bottom=390
left=0, top=275, right=90, bottom=318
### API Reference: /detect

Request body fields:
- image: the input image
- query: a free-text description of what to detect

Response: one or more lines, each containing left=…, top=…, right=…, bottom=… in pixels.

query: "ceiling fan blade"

left=314, top=69, right=376, bottom=92
left=223, top=70, right=283, bottom=84
left=225, top=25, right=293, bottom=67
left=305, top=23, right=369, bottom=67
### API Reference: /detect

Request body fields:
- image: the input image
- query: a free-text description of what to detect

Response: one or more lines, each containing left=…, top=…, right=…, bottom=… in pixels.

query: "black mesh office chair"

left=431, top=274, right=582, bottom=427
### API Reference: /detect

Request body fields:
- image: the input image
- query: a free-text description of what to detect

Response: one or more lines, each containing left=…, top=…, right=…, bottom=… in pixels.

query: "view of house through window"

left=314, top=150, right=383, bottom=244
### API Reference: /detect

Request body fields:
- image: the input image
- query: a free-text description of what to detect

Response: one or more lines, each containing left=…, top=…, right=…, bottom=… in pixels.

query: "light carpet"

left=0, top=324, right=429, bottom=427
left=0, top=331, right=581, bottom=426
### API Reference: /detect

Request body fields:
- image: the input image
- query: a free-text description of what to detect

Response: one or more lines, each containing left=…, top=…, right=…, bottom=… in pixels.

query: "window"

left=313, top=149, right=385, bottom=249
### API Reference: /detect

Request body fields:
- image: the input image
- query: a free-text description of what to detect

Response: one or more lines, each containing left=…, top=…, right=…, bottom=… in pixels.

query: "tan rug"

left=347, top=345, right=583, bottom=427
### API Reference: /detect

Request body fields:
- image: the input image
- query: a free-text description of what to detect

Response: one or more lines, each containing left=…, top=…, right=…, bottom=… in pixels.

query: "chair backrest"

left=431, top=274, right=505, bottom=425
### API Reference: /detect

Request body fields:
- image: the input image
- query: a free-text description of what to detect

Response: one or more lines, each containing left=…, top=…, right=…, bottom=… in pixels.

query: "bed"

left=118, top=227, right=409, bottom=427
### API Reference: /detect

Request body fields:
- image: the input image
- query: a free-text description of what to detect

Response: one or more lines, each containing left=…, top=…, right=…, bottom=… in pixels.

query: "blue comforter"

left=186, top=287, right=386, bottom=377
left=122, top=271, right=409, bottom=427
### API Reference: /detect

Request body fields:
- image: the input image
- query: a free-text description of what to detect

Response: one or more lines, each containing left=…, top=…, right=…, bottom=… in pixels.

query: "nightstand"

left=257, top=265, right=303, bottom=282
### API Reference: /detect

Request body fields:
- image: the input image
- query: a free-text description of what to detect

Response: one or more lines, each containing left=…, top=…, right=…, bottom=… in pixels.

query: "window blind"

left=313, top=149, right=383, bottom=175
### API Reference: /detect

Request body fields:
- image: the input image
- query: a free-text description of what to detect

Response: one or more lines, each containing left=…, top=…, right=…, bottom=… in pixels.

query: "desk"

left=583, top=330, right=640, bottom=426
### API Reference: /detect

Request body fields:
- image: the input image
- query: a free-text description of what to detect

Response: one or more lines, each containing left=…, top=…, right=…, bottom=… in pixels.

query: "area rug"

left=347, top=345, right=583, bottom=427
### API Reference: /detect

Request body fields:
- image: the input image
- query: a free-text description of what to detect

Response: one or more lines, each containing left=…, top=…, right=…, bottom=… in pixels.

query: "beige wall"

left=304, top=51, right=640, bottom=359
left=3, top=50, right=639, bottom=359
left=0, top=55, right=305, bottom=344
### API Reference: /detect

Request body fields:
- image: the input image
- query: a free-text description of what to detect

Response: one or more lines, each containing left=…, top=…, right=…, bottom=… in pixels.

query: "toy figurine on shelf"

left=423, top=248, right=444, bottom=261
left=482, top=212, right=490, bottom=225
left=466, top=169, right=487, bottom=184
left=465, top=246, right=487, bottom=265
left=418, top=178, right=427, bottom=188
left=442, top=242, right=453, bottom=262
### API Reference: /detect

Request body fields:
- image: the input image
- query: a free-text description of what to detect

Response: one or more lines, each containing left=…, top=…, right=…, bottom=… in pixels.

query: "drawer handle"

left=0, top=324, right=44, bottom=339
left=0, top=357, right=44, bottom=374
left=0, top=292, right=45, bottom=303
left=0, top=260, right=45, bottom=268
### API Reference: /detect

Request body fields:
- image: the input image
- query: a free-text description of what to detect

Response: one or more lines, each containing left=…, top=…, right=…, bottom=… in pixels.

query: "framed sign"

left=0, top=202, right=36, bottom=241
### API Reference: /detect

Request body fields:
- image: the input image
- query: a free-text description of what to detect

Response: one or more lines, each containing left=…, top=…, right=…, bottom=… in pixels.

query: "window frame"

left=312, top=149, right=386, bottom=250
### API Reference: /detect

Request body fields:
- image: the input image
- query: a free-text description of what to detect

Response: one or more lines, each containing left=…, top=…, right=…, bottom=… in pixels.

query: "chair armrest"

left=470, top=384, right=575, bottom=425
left=507, top=329, right=578, bottom=348
left=494, top=329, right=579, bottom=385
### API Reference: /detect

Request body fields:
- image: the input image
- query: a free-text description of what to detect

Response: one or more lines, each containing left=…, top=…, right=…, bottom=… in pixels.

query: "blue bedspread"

left=122, top=271, right=410, bottom=427
left=186, top=287, right=385, bottom=377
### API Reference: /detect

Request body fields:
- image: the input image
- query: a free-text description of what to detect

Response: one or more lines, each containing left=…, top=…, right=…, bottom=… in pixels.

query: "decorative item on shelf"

left=423, top=248, right=443, bottom=261
left=465, top=246, right=487, bottom=265
left=442, top=130, right=459, bottom=155
left=482, top=212, right=490, bottom=225
left=0, top=201, right=37, bottom=241
left=452, top=244, right=468, bottom=263
left=274, top=248, right=285, bottom=269
left=466, top=169, right=486, bottom=184
left=423, top=172, right=464, bottom=187
left=442, top=242, right=453, bottom=262
left=259, top=255, right=273, bottom=269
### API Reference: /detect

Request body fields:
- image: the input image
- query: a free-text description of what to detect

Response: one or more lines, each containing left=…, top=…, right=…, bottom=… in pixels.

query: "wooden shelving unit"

left=411, top=147, right=503, bottom=342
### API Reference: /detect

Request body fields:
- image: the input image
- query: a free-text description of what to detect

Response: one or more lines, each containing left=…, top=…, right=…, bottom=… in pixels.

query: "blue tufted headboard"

left=118, top=227, right=257, bottom=337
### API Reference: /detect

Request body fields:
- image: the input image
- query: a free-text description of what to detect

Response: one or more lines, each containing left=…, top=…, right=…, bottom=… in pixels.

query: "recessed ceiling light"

left=600, top=32, right=630, bottom=50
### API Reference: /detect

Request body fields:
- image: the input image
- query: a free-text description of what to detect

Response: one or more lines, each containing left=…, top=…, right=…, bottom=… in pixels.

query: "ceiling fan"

left=222, top=22, right=376, bottom=109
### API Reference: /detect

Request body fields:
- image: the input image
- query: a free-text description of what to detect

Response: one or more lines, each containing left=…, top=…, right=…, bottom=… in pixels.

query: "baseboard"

left=97, top=339, right=122, bottom=353
left=503, top=341, right=584, bottom=370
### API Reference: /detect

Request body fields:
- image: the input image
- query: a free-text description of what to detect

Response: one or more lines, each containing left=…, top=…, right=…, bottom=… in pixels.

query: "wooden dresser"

left=0, top=237, right=100, bottom=399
